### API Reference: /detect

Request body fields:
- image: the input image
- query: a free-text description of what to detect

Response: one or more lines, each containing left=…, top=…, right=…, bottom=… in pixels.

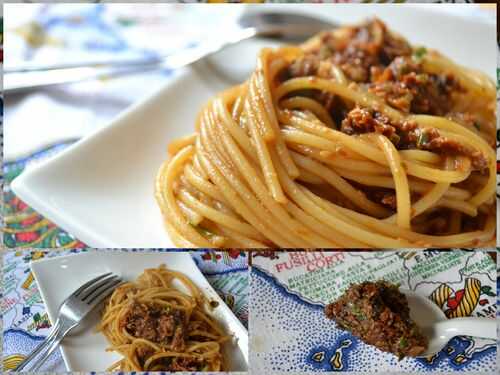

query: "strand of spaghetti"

left=183, top=164, right=228, bottom=204
left=289, top=115, right=472, bottom=183
left=376, top=134, right=415, bottom=229
left=214, top=100, right=337, bottom=247
left=164, top=220, right=198, bottom=247
left=285, top=201, right=367, bottom=247
left=384, top=183, right=449, bottom=224
left=268, top=56, right=289, bottom=81
left=244, top=99, right=287, bottom=203
left=257, top=50, right=300, bottom=178
left=198, top=121, right=300, bottom=247
left=274, top=76, right=405, bottom=121
left=203, top=110, right=315, bottom=246
left=272, top=149, right=408, bottom=247
left=398, top=150, right=442, bottom=164
left=177, top=189, right=263, bottom=239
left=291, top=151, right=390, bottom=217
left=334, top=169, right=470, bottom=200
left=192, top=310, right=226, bottom=336
left=249, top=74, right=275, bottom=140
left=409, top=115, right=495, bottom=206
left=280, top=96, right=336, bottom=128
left=298, top=186, right=414, bottom=247
left=215, top=225, right=268, bottom=247
left=177, top=200, right=203, bottom=226
left=288, top=143, right=390, bottom=174
left=192, top=153, right=210, bottom=180
left=297, top=167, right=325, bottom=184
left=422, top=53, right=496, bottom=100
left=214, top=100, right=257, bottom=163
left=334, top=203, right=494, bottom=246
left=438, top=198, right=477, bottom=216
left=155, top=147, right=212, bottom=246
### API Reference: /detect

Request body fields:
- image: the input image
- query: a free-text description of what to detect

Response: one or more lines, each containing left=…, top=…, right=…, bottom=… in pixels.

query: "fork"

left=14, top=272, right=122, bottom=372
left=4, top=12, right=336, bottom=94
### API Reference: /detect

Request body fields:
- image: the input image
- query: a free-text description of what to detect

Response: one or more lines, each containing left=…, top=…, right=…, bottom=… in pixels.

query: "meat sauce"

left=284, top=19, right=487, bottom=171
left=325, top=281, right=428, bottom=359
left=341, top=107, right=487, bottom=170
left=122, top=302, right=207, bottom=371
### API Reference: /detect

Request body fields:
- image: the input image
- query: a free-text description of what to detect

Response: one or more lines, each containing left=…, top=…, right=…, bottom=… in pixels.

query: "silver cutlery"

left=4, top=11, right=336, bottom=94
left=402, top=289, right=497, bottom=357
left=13, top=272, right=122, bottom=372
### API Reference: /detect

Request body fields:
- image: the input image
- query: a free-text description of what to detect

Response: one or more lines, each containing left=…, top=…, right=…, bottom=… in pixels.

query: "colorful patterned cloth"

left=1, top=249, right=248, bottom=371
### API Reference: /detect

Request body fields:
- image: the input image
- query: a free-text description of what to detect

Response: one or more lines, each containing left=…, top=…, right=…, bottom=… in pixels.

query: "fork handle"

left=4, top=27, right=256, bottom=95
left=13, top=320, right=61, bottom=371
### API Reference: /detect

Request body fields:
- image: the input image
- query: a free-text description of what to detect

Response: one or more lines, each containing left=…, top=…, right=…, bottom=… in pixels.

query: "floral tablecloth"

left=1, top=249, right=248, bottom=372
left=1, top=3, right=498, bottom=248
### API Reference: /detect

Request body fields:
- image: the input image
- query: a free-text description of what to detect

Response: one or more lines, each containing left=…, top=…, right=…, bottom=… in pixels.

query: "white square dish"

left=10, top=5, right=497, bottom=248
left=30, top=251, right=248, bottom=372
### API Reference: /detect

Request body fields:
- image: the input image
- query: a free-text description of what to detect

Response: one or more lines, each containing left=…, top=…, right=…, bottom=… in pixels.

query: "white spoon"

left=402, top=289, right=497, bottom=358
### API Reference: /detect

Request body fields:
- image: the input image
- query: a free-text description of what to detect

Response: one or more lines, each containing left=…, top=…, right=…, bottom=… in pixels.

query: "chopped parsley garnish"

left=416, top=130, right=429, bottom=148
left=399, top=337, right=408, bottom=349
left=413, top=47, right=427, bottom=61
left=350, top=304, right=366, bottom=320
left=190, top=224, right=215, bottom=239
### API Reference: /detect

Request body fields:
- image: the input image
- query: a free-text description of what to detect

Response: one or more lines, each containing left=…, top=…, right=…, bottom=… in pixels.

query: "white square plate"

left=30, top=251, right=248, bottom=372
left=11, top=5, right=496, bottom=248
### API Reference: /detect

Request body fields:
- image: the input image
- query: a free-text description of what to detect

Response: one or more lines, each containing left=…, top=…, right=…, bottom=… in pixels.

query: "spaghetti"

left=155, top=19, right=496, bottom=248
left=98, top=265, right=228, bottom=371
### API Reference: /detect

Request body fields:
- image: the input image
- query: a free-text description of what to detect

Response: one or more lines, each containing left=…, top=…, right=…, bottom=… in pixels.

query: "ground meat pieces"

left=147, top=356, right=204, bottom=372
left=369, top=57, right=461, bottom=115
left=407, top=128, right=488, bottom=170
left=325, top=281, right=428, bottom=359
left=334, top=44, right=380, bottom=82
left=288, top=19, right=412, bottom=83
left=283, top=18, right=487, bottom=171
left=341, top=107, right=398, bottom=138
left=367, top=189, right=398, bottom=210
left=285, top=19, right=463, bottom=117
left=171, top=326, right=185, bottom=351
left=328, top=19, right=412, bottom=82
left=340, top=107, right=487, bottom=170
left=168, top=357, right=203, bottom=371
left=341, top=106, right=417, bottom=147
left=124, top=303, right=186, bottom=349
